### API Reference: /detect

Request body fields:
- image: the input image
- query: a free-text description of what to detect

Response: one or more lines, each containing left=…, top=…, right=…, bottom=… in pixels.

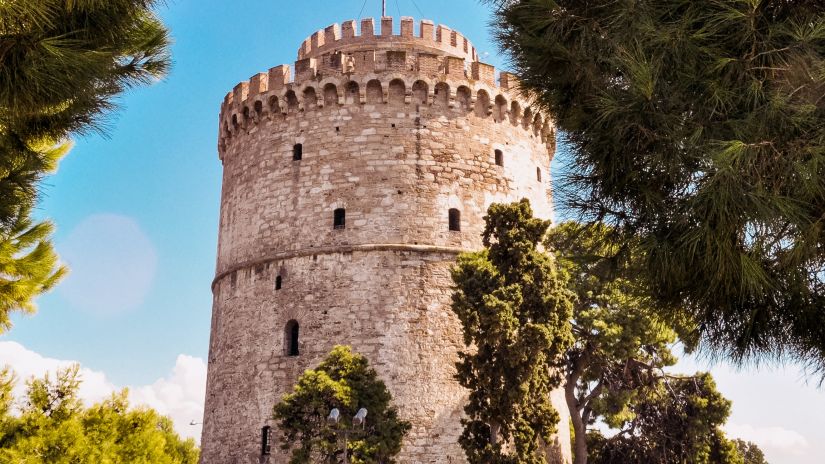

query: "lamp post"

left=327, top=407, right=368, bottom=464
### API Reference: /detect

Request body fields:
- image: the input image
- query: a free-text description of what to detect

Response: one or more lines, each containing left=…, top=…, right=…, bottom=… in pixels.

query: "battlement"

left=218, top=17, right=530, bottom=130
left=216, top=15, right=556, bottom=161
left=220, top=54, right=519, bottom=112
left=218, top=70, right=553, bottom=160
left=298, top=17, right=478, bottom=63
left=218, top=54, right=535, bottom=146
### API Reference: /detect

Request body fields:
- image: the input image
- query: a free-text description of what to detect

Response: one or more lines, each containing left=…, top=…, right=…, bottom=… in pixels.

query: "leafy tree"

left=273, top=345, right=411, bottom=464
left=734, top=439, right=770, bottom=464
left=0, top=364, right=199, bottom=463
left=451, top=200, right=574, bottom=463
left=547, top=221, right=693, bottom=464
left=489, top=0, right=825, bottom=370
left=587, top=373, right=742, bottom=464
left=0, top=0, right=171, bottom=331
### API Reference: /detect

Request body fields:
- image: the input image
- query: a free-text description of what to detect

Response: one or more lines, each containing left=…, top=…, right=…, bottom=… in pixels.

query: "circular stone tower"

left=201, top=16, right=570, bottom=464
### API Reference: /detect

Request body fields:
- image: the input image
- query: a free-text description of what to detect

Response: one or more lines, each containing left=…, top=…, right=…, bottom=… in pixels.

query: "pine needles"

left=0, top=0, right=171, bottom=331
left=490, top=0, right=825, bottom=374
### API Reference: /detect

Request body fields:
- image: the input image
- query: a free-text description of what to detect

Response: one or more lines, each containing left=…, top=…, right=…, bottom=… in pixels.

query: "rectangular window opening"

left=333, top=208, right=346, bottom=230
left=449, top=208, right=461, bottom=232
left=261, top=426, right=272, bottom=455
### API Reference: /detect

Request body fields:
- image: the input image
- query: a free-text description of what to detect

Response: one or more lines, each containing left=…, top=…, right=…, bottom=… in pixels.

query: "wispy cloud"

left=0, top=341, right=205, bottom=442
left=726, top=422, right=809, bottom=457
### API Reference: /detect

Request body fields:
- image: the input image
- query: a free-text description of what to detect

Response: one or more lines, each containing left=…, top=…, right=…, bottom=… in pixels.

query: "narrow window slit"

left=285, top=320, right=299, bottom=356
left=261, top=426, right=272, bottom=455
left=333, top=208, right=346, bottom=229
left=449, top=209, right=461, bottom=232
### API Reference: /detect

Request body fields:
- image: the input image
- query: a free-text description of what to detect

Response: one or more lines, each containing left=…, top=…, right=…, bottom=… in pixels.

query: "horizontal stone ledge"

left=211, top=243, right=470, bottom=289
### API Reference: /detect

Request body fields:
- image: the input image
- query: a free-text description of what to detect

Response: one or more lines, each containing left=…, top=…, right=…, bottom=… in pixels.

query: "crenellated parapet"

left=218, top=71, right=553, bottom=158
left=298, top=17, right=478, bottom=62
left=218, top=18, right=554, bottom=160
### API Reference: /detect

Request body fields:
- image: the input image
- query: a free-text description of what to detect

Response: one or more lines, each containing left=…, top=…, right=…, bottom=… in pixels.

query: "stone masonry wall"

left=201, top=17, right=571, bottom=464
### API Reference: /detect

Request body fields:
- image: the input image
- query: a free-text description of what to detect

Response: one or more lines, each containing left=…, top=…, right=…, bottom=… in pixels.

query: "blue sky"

left=1, top=0, right=823, bottom=461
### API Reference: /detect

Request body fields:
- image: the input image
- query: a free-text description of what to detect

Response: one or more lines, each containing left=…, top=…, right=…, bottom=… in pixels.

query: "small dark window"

left=275, top=275, right=282, bottom=290
left=293, top=143, right=303, bottom=161
left=537, top=167, right=542, bottom=182
left=261, top=425, right=272, bottom=455
left=449, top=208, right=461, bottom=232
left=494, top=149, right=503, bottom=167
left=286, top=320, right=299, bottom=356
left=333, top=208, right=346, bottom=229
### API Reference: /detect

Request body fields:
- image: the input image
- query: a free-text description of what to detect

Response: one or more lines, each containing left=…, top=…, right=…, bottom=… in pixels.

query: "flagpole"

left=382, top=0, right=386, bottom=17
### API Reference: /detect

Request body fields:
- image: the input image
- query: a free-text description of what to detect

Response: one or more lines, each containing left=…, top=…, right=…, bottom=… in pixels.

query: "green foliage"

left=490, top=0, right=825, bottom=371
left=451, top=200, right=574, bottom=463
left=0, top=0, right=171, bottom=332
left=0, top=364, right=199, bottom=463
left=0, top=208, right=67, bottom=332
left=734, top=439, right=770, bottom=464
left=548, top=221, right=694, bottom=463
left=587, top=374, right=742, bottom=464
left=273, top=345, right=411, bottom=464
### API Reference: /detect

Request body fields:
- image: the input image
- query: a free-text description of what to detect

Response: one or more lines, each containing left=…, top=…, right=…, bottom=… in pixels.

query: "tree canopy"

left=0, top=0, right=171, bottom=331
left=0, top=365, right=199, bottom=464
left=735, top=439, right=770, bottom=464
left=587, top=373, right=742, bottom=464
left=490, top=0, right=825, bottom=371
left=273, top=345, right=411, bottom=464
left=547, top=221, right=694, bottom=464
left=451, top=200, right=574, bottom=463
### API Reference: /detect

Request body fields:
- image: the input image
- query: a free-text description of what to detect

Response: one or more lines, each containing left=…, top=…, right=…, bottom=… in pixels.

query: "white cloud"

left=58, top=214, right=158, bottom=316
left=130, top=354, right=207, bottom=441
left=0, top=341, right=205, bottom=442
left=0, top=340, right=117, bottom=408
left=726, top=422, right=809, bottom=456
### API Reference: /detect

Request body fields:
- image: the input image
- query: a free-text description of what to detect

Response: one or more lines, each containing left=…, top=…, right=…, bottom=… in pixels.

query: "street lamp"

left=353, top=408, right=367, bottom=427
left=327, top=408, right=341, bottom=424
left=327, top=408, right=368, bottom=464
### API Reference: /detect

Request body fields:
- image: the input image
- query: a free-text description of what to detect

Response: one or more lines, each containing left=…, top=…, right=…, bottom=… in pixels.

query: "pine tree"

left=0, top=0, right=171, bottom=330
left=273, top=346, right=411, bottom=464
left=451, top=200, right=574, bottom=463
left=489, top=0, right=825, bottom=372
left=0, top=208, right=67, bottom=332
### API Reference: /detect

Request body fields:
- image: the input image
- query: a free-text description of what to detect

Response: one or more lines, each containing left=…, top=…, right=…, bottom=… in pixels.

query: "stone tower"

left=201, top=16, right=569, bottom=464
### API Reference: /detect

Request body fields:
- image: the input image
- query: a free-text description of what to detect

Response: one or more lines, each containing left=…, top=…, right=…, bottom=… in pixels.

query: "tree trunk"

left=490, top=421, right=501, bottom=446
left=566, top=378, right=588, bottom=464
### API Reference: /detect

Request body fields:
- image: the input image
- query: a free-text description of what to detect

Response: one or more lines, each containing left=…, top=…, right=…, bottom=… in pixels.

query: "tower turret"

left=202, top=17, right=569, bottom=463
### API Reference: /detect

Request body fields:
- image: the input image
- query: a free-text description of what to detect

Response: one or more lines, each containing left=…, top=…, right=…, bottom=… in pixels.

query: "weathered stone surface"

left=203, top=16, right=568, bottom=464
